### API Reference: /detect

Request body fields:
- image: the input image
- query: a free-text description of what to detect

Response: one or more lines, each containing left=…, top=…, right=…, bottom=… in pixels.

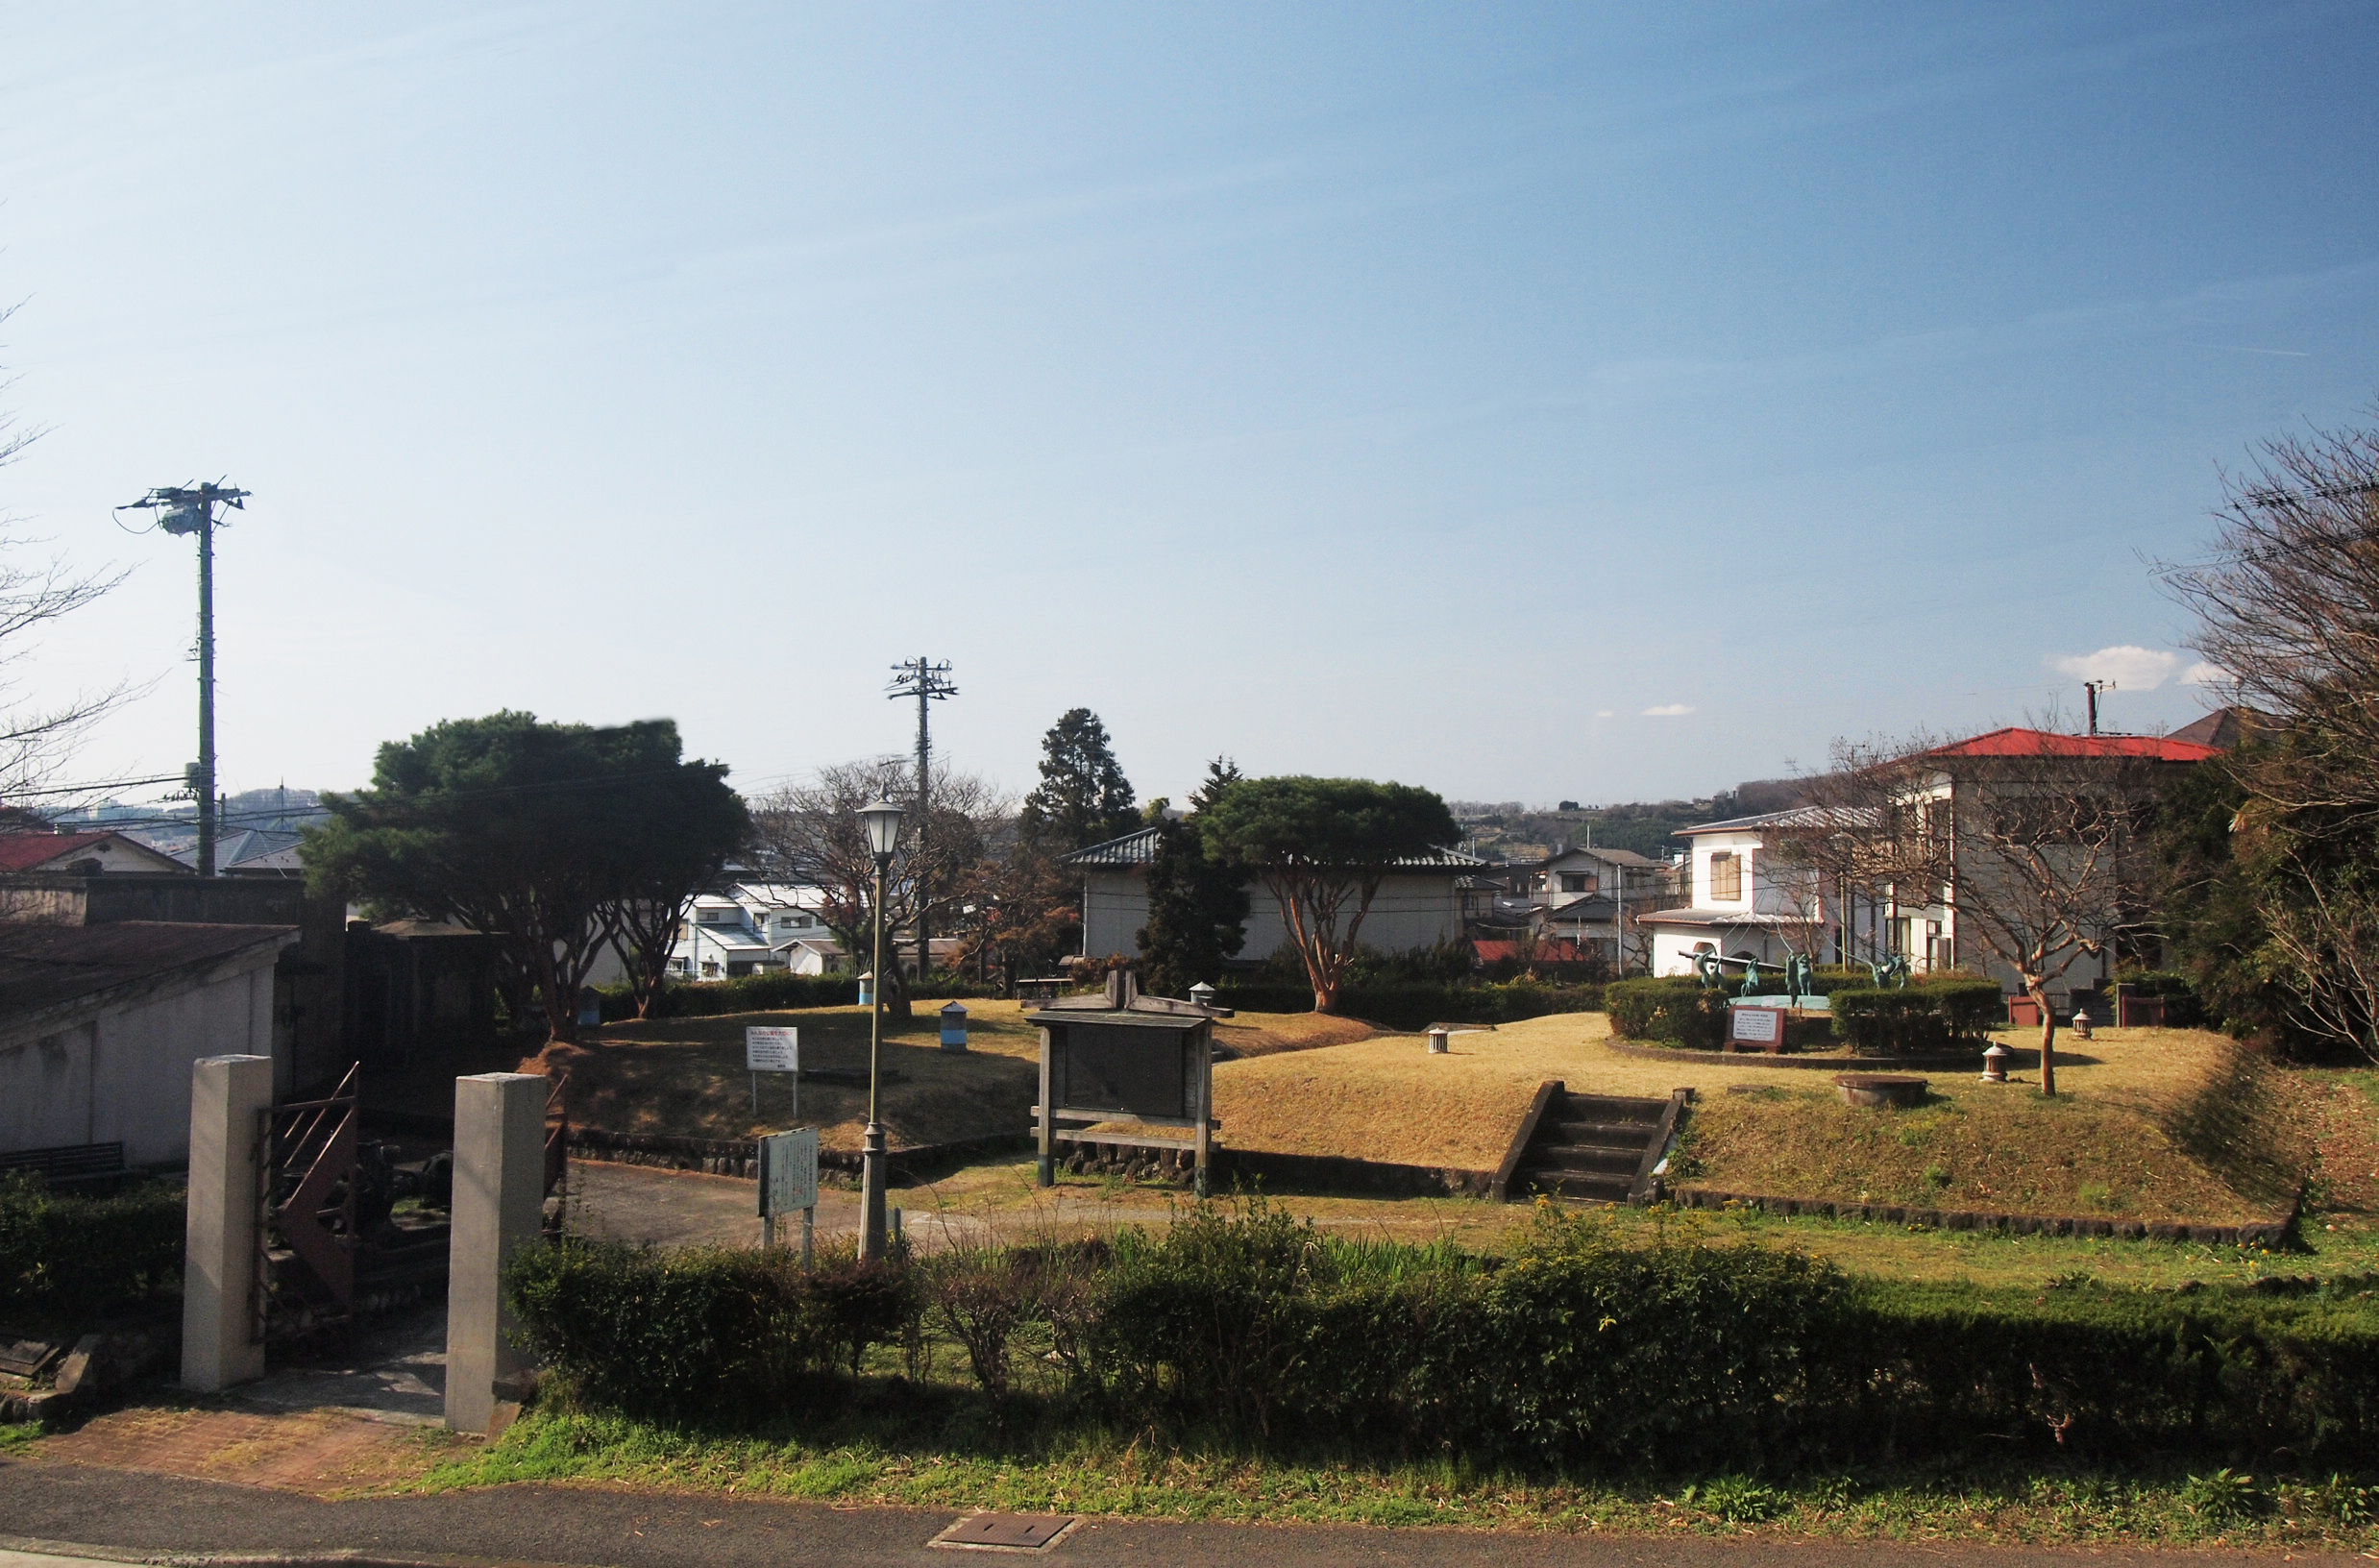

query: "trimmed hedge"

left=504, top=1238, right=916, bottom=1417
left=0, top=1174, right=184, bottom=1324
left=597, top=971, right=1006, bottom=1021
left=1831, top=978, right=2002, bottom=1053
left=1605, top=976, right=1729, bottom=1049
left=1213, top=979, right=1602, bottom=1031
left=507, top=1206, right=2379, bottom=1468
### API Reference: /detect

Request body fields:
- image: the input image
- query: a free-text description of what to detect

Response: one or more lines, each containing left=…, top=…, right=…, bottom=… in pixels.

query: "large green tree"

left=1135, top=757, right=1250, bottom=996
left=307, top=712, right=747, bottom=1041
left=1018, top=708, right=1136, bottom=852
left=1198, top=774, right=1459, bottom=1013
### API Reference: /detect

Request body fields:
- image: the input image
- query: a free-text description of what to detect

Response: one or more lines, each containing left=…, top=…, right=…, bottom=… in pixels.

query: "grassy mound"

left=1676, top=1045, right=2310, bottom=1223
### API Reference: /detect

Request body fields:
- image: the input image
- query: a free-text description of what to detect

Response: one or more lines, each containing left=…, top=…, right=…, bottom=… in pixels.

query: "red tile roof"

left=1924, top=727, right=2219, bottom=762
left=0, top=832, right=117, bottom=871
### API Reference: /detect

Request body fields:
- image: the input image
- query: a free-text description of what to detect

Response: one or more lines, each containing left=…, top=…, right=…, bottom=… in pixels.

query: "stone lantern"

left=1980, top=1041, right=2010, bottom=1084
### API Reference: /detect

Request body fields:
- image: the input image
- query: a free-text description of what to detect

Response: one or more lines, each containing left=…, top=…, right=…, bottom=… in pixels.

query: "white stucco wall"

left=0, top=943, right=292, bottom=1166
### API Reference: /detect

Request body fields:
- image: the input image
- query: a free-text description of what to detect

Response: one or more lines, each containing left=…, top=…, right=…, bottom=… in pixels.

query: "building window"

left=1707, top=851, right=1742, bottom=901
left=1559, top=872, right=1595, bottom=894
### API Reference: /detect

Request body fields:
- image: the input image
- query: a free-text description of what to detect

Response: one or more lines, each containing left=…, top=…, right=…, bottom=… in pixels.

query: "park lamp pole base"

left=859, top=1120, right=889, bottom=1261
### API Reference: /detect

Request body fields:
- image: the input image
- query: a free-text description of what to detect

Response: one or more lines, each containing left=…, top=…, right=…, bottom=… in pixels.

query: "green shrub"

left=1605, top=976, right=1729, bottom=1049
left=503, top=1237, right=920, bottom=1419
left=0, top=1174, right=184, bottom=1323
left=1212, top=979, right=1601, bottom=1030
left=1830, top=978, right=1999, bottom=1052
left=598, top=971, right=1006, bottom=1021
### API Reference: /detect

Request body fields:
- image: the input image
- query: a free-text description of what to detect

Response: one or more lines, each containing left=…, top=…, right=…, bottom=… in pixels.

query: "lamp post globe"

left=858, top=797, right=903, bottom=1262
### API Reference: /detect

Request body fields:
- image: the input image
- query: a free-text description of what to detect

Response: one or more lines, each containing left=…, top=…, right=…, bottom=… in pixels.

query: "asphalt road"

left=0, top=1462, right=2289, bottom=1568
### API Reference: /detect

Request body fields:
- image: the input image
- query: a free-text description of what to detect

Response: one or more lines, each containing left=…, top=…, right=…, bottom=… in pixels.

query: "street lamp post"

left=857, top=797, right=904, bottom=1262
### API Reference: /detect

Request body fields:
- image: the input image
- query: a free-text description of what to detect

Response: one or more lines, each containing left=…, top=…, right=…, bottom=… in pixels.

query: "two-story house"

left=1502, top=845, right=1682, bottom=968
left=1641, top=809, right=1846, bottom=978
left=671, top=882, right=841, bottom=979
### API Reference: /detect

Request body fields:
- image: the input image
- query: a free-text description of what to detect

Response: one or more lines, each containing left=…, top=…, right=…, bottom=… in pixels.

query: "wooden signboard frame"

left=1030, top=972, right=1220, bottom=1196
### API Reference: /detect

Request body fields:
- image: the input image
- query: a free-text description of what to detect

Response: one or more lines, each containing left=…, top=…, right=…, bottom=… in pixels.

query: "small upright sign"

left=745, top=1026, right=798, bottom=1115
left=746, top=1027, right=798, bottom=1073
left=1728, top=1005, right=1786, bottom=1052
left=757, top=1126, right=820, bottom=1260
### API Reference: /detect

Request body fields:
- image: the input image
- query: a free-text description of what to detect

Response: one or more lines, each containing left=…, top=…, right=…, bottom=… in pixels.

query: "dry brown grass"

left=1177, top=1013, right=2314, bottom=1220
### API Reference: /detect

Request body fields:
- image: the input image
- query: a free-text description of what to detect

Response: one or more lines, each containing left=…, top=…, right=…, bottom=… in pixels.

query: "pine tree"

left=1018, top=708, right=1137, bottom=851
left=1136, top=757, right=1249, bottom=996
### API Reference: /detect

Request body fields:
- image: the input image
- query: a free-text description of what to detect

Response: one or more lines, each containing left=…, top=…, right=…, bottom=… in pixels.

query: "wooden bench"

left=0, top=1141, right=127, bottom=1186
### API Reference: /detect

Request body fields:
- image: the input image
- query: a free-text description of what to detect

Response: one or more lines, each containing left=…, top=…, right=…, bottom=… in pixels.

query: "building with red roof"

left=0, top=831, right=190, bottom=876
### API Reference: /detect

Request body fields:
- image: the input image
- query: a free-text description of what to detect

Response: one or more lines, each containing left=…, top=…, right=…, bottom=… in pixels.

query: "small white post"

left=446, top=1071, right=547, bottom=1435
left=801, top=1205, right=815, bottom=1268
left=182, top=1053, right=274, bottom=1392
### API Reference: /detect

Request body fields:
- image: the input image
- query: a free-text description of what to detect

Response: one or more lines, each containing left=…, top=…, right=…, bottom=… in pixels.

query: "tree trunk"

left=1312, top=978, right=1337, bottom=1014
left=2029, top=980, right=2058, bottom=1097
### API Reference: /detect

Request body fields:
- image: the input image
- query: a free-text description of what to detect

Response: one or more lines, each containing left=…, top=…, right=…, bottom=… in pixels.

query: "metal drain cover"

left=929, top=1513, right=1080, bottom=1552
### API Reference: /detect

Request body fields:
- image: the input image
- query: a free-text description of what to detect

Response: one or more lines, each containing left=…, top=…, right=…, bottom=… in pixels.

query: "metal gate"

left=255, top=1063, right=360, bottom=1345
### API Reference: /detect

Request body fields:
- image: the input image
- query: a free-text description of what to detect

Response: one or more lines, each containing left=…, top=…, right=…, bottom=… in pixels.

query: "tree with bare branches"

left=2158, top=411, right=2379, bottom=1060
left=1792, top=733, right=2177, bottom=1094
left=748, top=759, right=1000, bottom=1017
left=0, top=306, right=133, bottom=809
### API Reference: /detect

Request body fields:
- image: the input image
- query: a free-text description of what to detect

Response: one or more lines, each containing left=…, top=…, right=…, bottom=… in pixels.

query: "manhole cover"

left=929, top=1513, right=1080, bottom=1552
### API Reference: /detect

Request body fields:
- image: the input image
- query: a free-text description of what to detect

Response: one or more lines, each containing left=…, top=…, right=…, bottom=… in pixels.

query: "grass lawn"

left=398, top=1407, right=2379, bottom=1550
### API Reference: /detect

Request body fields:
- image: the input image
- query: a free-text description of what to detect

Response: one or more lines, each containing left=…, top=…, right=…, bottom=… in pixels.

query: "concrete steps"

left=1497, top=1085, right=1689, bottom=1206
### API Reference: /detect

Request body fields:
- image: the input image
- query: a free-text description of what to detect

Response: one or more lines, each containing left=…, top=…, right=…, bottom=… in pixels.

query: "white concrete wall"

left=0, top=945, right=290, bottom=1165
left=1082, top=870, right=1463, bottom=966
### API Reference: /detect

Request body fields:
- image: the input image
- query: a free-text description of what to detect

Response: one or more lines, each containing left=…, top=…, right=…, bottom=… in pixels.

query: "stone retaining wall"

left=1606, top=1040, right=1987, bottom=1071
left=1670, top=1185, right=2292, bottom=1248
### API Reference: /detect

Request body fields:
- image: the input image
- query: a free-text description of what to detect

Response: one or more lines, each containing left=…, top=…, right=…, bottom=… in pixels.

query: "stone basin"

left=1833, top=1073, right=1928, bottom=1109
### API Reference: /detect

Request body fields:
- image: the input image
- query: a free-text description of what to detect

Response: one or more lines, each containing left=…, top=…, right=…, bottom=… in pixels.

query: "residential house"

left=1642, top=809, right=1844, bottom=977
left=1063, top=825, right=1483, bottom=966
left=1500, top=845, right=1683, bottom=968
left=0, top=831, right=190, bottom=876
left=1890, top=726, right=2217, bottom=999
left=671, top=882, right=839, bottom=979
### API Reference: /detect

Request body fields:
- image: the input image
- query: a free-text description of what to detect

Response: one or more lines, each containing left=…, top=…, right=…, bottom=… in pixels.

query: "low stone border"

left=1606, top=1039, right=1987, bottom=1071
left=1669, top=1185, right=2293, bottom=1247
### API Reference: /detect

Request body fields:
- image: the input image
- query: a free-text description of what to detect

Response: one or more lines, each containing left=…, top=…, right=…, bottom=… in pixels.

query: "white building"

left=1064, top=825, right=1481, bottom=966
left=0, top=920, right=301, bottom=1166
left=1641, top=809, right=1840, bottom=978
left=670, top=882, right=838, bottom=979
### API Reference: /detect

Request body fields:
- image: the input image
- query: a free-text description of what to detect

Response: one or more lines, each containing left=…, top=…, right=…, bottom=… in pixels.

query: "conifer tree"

left=1136, top=758, right=1250, bottom=995
left=1018, top=708, right=1137, bottom=851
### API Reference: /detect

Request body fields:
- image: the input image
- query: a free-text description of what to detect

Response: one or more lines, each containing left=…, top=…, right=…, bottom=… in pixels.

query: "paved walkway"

left=0, top=1466, right=2274, bottom=1568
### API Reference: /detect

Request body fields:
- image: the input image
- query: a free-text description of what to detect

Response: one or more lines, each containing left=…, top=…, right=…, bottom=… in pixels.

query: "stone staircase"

left=1492, top=1082, right=1692, bottom=1205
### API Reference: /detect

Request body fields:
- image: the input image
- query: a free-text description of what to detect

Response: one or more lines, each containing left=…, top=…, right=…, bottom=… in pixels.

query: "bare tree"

left=748, top=758, right=1000, bottom=1017
left=1793, top=736, right=2171, bottom=1095
left=2164, top=415, right=2379, bottom=819
left=0, top=306, right=132, bottom=808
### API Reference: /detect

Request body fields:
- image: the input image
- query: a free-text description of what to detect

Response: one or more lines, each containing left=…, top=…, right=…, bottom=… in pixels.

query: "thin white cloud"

left=1641, top=703, right=1695, bottom=718
left=1594, top=709, right=1616, bottom=719
left=2050, top=646, right=2180, bottom=691
left=2181, top=660, right=2235, bottom=687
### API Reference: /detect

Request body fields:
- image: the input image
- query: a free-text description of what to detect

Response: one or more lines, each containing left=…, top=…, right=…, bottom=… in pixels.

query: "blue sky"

left=1, top=2, right=2373, bottom=810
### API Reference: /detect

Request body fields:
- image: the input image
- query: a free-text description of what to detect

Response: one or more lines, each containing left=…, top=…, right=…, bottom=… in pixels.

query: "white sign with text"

left=745, top=1026, right=799, bottom=1073
left=1728, top=1006, right=1784, bottom=1045
left=759, top=1127, right=820, bottom=1217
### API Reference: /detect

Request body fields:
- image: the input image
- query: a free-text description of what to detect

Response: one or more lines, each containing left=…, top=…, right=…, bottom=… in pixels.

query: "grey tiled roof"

left=1061, top=825, right=1484, bottom=870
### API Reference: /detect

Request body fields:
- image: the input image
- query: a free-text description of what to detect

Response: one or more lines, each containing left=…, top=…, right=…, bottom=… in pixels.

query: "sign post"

left=745, top=1026, right=799, bottom=1116
left=1727, top=1005, right=1786, bottom=1054
left=757, top=1126, right=820, bottom=1263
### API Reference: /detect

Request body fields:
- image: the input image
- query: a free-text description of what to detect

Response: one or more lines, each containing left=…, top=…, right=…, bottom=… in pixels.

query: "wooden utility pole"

left=887, top=657, right=956, bottom=983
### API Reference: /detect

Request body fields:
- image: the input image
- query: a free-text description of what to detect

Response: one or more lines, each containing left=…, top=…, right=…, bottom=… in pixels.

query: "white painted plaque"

left=745, top=1026, right=798, bottom=1073
left=1729, top=1006, right=1784, bottom=1045
left=759, top=1127, right=819, bottom=1216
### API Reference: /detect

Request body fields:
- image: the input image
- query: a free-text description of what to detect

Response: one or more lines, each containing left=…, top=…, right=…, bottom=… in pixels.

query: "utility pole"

left=887, top=657, right=956, bottom=984
left=2083, top=679, right=2115, bottom=737
left=119, top=481, right=248, bottom=875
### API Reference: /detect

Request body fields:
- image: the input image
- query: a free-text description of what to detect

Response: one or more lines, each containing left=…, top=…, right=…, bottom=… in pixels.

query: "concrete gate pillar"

left=182, top=1053, right=274, bottom=1391
left=446, top=1071, right=547, bottom=1434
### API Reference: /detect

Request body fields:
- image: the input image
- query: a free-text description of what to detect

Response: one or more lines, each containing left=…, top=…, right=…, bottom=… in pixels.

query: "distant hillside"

left=1454, top=777, right=1803, bottom=863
